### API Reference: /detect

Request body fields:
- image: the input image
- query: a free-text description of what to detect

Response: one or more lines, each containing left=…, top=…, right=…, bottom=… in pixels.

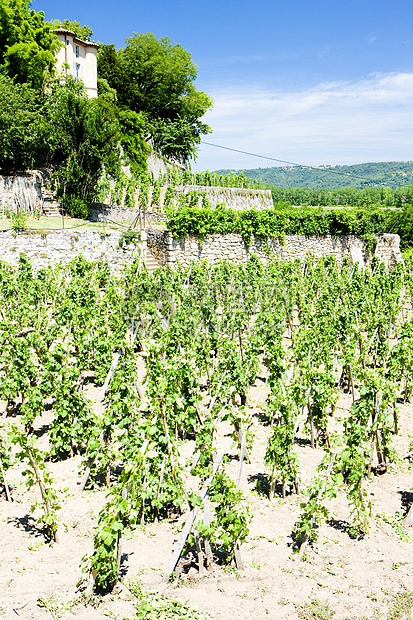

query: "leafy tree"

left=43, top=76, right=121, bottom=217
left=54, top=19, right=93, bottom=42
left=116, top=108, right=150, bottom=176
left=0, top=74, right=45, bottom=173
left=148, top=115, right=210, bottom=163
left=0, top=0, right=61, bottom=89
left=397, top=204, right=413, bottom=249
left=97, top=33, right=212, bottom=162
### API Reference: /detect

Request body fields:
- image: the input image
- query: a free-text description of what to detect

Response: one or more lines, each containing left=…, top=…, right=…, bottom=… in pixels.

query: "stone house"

left=54, top=28, right=99, bottom=98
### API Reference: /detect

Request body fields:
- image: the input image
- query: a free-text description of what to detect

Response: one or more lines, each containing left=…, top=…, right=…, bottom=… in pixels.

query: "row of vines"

left=96, top=167, right=266, bottom=214
left=1, top=252, right=413, bottom=597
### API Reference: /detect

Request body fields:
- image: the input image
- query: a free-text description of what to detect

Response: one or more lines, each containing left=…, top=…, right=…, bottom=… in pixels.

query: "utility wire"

left=200, top=141, right=387, bottom=184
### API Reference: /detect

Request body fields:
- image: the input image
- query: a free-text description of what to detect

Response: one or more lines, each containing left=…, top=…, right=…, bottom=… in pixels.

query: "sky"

left=33, top=0, right=413, bottom=172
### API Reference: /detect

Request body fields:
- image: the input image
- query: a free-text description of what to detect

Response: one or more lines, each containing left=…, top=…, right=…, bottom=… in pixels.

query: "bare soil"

left=1, top=369, right=413, bottom=620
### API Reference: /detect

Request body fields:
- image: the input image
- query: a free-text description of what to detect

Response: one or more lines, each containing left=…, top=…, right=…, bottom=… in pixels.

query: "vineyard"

left=1, top=252, right=413, bottom=619
left=95, top=167, right=266, bottom=216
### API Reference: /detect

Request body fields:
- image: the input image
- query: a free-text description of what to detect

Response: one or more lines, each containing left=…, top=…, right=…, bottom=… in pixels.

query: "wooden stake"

left=161, top=455, right=223, bottom=584
left=233, top=429, right=247, bottom=571
left=203, top=492, right=213, bottom=570
left=194, top=531, right=205, bottom=575
left=0, top=459, right=12, bottom=502
left=26, top=448, right=58, bottom=543
left=348, top=363, right=355, bottom=403
left=298, top=453, right=336, bottom=561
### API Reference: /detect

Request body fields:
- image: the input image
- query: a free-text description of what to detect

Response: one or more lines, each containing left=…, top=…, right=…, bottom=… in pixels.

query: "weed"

left=37, top=596, right=79, bottom=618
left=11, top=210, right=27, bottom=231
left=376, top=512, right=410, bottom=542
left=387, top=589, right=413, bottom=620
left=126, top=579, right=207, bottom=618
left=297, top=599, right=335, bottom=620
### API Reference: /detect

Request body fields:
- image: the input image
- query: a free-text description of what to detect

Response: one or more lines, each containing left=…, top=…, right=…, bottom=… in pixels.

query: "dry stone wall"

left=146, top=151, right=186, bottom=179
left=0, top=228, right=402, bottom=276
left=0, top=229, right=145, bottom=276
left=90, top=204, right=168, bottom=225
left=147, top=231, right=402, bottom=271
left=0, top=172, right=43, bottom=215
left=175, top=185, right=273, bottom=211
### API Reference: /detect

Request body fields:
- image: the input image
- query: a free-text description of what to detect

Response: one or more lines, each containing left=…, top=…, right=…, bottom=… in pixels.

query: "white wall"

left=55, top=31, right=98, bottom=98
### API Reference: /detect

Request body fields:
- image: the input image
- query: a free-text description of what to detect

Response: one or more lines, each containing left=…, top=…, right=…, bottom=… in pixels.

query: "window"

left=75, top=45, right=79, bottom=58
left=76, top=63, right=80, bottom=78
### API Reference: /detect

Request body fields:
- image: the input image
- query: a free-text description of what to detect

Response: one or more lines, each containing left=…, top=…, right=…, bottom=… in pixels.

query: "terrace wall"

left=147, top=231, right=403, bottom=271
left=0, top=229, right=146, bottom=276
left=0, top=229, right=402, bottom=274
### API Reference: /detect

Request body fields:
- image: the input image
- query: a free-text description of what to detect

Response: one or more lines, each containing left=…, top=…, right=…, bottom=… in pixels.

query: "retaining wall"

left=0, top=172, right=43, bottom=214
left=147, top=231, right=403, bottom=271
left=0, top=229, right=146, bottom=276
left=89, top=204, right=168, bottom=225
left=175, top=185, right=273, bottom=211
left=0, top=228, right=402, bottom=276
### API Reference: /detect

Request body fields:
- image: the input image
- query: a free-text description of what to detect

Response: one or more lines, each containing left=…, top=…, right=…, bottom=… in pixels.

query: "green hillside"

left=213, top=161, right=413, bottom=189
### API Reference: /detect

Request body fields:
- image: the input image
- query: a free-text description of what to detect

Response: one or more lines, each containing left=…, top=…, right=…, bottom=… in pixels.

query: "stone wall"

left=0, top=226, right=402, bottom=276
left=175, top=185, right=273, bottom=211
left=90, top=204, right=168, bottom=225
left=0, top=172, right=43, bottom=215
left=147, top=231, right=403, bottom=271
left=146, top=151, right=186, bottom=180
left=0, top=229, right=146, bottom=276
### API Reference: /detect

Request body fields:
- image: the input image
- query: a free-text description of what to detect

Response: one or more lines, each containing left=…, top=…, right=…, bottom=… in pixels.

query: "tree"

left=97, top=33, right=212, bottom=162
left=0, top=0, right=61, bottom=89
left=116, top=108, right=150, bottom=176
left=52, top=19, right=94, bottom=42
left=43, top=76, right=121, bottom=217
left=0, top=74, right=45, bottom=173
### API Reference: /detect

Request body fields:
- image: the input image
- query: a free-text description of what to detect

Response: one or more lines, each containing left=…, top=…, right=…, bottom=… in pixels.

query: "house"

left=54, top=28, right=99, bottom=98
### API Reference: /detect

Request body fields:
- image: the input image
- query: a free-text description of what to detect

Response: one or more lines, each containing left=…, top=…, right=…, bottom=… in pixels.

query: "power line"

left=200, top=141, right=384, bottom=183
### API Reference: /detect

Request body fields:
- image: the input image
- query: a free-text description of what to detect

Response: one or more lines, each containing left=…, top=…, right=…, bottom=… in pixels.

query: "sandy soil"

left=1, top=369, right=413, bottom=620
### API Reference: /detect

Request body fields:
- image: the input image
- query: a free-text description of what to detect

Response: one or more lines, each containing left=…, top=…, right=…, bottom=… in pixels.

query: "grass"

left=0, top=214, right=111, bottom=233
left=0, top=215, right=167, bottom=233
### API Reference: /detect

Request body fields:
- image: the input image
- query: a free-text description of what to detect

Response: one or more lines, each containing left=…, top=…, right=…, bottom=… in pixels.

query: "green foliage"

left=11, top=209, right=27, bottom=230
left=396, top=204, right=413, bottom=249
left=0, top=74, right=45, bottom=173
left=97, top=33, right=212, bottom=162
left=0, top=0, right=61, bottom=89
left=265, top=421, right=299, bottom=496
left=127, top=579, right=206, bottom=619
left=55, top=19, right=93, bottom=42
left=2, top=248, right=413, bottom=592
left=209, top=471, right=250, bottom=551
left=215, top=162, right=413, bottom=191
left=9, top=425, right=60, bottom=541
left=387, top=589, right=413, bottom=620
left=149, top=116, right=211, bottom=163
left=296, top=453, right=341, bottom=547
left=116, top=108, right=149, bottom=176
left=43, top=77, right=121, bottom=213
left=166, top=203, right=397, bottom=245
left=297, top=599, right=335, bottom=620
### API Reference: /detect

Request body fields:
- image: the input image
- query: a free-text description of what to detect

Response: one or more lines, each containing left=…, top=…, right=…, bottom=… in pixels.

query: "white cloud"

left=193, top=72, right=413, bottom=171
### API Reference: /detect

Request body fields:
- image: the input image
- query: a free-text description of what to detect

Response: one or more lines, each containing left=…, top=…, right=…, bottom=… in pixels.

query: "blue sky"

left=34, top=0, right=413, bottom=171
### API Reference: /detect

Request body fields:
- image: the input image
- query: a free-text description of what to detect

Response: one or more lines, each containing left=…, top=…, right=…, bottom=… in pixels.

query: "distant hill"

left=213, top=161, right=413, bottom=189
